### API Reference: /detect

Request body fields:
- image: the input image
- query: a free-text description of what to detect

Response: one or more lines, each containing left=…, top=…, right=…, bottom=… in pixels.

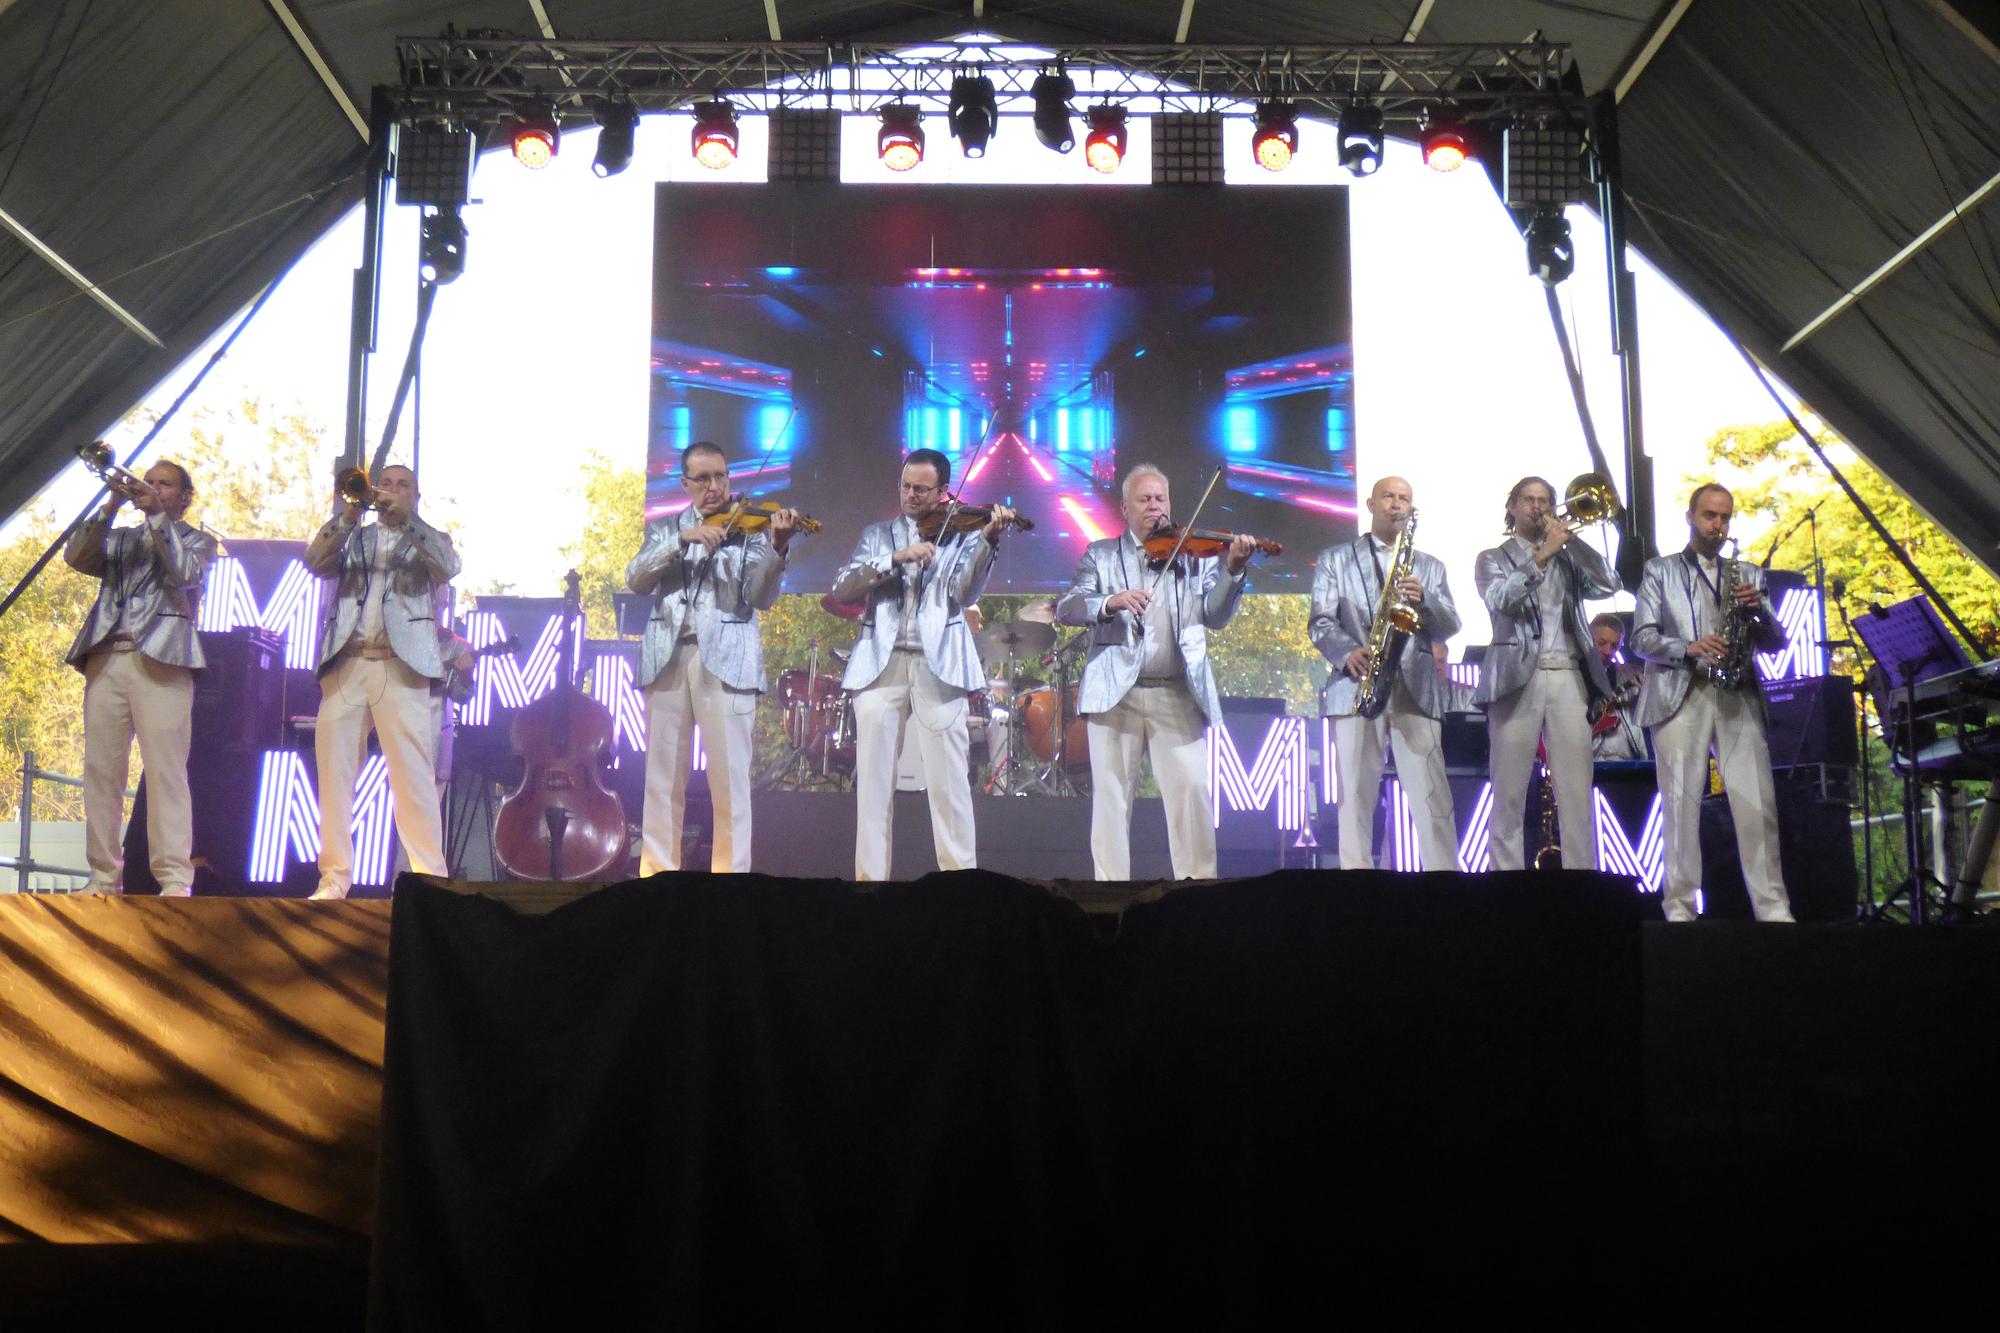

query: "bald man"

left=1309, top=476, right=1462, bottom=871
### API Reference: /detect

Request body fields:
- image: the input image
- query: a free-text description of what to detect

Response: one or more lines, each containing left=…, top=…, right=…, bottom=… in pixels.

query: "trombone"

left=336, top=466, right=389, bottom=512
left=1553, top=471, right=1622, bottom=531
left=75, top=441, right=154, bottom=502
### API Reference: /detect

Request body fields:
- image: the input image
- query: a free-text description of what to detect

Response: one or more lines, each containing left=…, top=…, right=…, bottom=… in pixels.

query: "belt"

left=1535, top=654, right=1581, bottom=670
left=893, top=644, right=925, bottom=654
left=343, top=642, right=399, bottom=661
left=1136, top=676, right=1183, bottom=687
left=99, top=636, right=138, bottom=654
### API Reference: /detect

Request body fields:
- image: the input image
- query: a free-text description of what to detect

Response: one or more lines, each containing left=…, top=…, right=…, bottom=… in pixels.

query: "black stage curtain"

left=370, top=871, right=1649, bottom=1328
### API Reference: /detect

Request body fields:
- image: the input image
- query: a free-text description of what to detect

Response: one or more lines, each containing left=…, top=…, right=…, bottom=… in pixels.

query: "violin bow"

left=1146, top=466, right=1226, bottom=598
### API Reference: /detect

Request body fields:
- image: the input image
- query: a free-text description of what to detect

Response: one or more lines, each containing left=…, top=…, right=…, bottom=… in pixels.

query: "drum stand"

left=1037, top=638, right=1086, bottom=797
left=766, top=638, right=850, bottom=793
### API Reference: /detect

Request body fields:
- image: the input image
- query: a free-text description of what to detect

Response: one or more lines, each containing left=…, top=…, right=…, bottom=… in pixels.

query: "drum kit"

left=769, top=593, right=1090, bottom=794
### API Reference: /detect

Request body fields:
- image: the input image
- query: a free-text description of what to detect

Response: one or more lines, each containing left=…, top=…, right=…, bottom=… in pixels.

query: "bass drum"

left=1020, top=686, right=1090, bottom=772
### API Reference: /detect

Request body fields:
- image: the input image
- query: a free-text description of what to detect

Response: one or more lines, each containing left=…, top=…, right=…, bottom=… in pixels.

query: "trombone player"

left=304, top=464, right=459, bottom=899
left=64, top=452, right=217, bottom=896
left=1473, top=474, right=1620, bottom=872
left=1310, top=476, right=1462, bottom=871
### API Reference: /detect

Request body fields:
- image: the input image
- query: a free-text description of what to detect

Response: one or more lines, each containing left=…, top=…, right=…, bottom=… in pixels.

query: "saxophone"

left=1355, top=509, right=1421, bottom=720
left=1702, top=539, right=1753, bottom=690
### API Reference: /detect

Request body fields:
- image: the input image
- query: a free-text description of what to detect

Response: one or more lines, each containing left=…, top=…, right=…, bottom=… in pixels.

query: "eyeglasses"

left=683, top=471, right=729, bottom=488
left=900, top=483, right=939, bottom=496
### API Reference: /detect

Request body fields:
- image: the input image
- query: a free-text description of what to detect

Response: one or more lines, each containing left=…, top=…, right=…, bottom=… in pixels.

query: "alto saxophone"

left=1355, top=509, right=1421, bottom=719
left=1702, top=539, right=1753, bottom=690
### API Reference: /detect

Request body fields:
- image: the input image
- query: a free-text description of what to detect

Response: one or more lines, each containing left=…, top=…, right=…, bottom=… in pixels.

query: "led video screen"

left=650, top=181, right=1354, bottom=591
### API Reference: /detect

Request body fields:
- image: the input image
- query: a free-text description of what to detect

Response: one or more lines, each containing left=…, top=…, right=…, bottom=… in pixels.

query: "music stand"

left=1852, top=597, right=1970, bottom=922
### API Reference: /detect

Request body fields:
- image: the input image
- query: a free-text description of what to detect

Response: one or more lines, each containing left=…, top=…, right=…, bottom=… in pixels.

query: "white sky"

left=12, top=106, right=1808, bottom=646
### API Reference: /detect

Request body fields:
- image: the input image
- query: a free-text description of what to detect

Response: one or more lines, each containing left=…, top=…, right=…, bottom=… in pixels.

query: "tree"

left=1696, top=419, right=2000, bottom=667
left=562, top=452, right=646, bottom=639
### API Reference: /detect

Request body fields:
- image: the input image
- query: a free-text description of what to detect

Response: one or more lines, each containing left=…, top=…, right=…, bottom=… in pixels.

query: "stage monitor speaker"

left=194, top=627, right=286, bottom=753
left=1697, top=775, right=1857, bottom=922
left=1762, top=674, right=1859, bottom=769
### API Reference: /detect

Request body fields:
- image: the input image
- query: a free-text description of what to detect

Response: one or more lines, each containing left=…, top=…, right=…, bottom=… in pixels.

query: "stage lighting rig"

left=1032, top=70, right=1076, bottom=153
left=948, top=75, right=998, bottom=158
left=690, top=100, right=739, bottom=170
left=878, top=104, right=925, bottom=171
left=1251, top=101, right=1298, bottom=172
left=592, top=97, right=638, bottom=177
left=1421, top=111, right=1471, bottom=172
left=1337, top=103, right=1384, bottom=177
left=1083, top=106, right=1128, bottom=174
left=1526, top=208, right=1574, bottom=285
left=510, top=101, right=558, bottom=169
left=419, top=207, right=466, bottom=285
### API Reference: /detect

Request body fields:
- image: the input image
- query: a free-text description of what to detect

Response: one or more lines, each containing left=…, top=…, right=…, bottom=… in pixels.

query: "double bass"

left=493, top=571, right=627, bottom=881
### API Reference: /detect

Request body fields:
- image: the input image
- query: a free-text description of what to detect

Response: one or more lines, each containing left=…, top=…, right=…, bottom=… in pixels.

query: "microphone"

left=1760, top=502, right=1822, bottom=567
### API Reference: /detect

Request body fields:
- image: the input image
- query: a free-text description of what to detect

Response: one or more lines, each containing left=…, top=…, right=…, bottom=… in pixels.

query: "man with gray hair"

left=1056, top=464, right=1262, bottom=880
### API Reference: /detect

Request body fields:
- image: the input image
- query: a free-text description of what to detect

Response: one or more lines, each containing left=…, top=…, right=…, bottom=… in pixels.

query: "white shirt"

left=1510, top=535, right=1578, bottom=667
left=1139, top=563, right=1186, bottom=680
left=354, top=523, right=399, bottom=647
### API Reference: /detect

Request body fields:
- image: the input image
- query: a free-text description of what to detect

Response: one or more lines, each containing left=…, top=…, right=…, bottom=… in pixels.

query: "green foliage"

left=1696, top=420, right=2000, bottom=666
left=560, top=451, right=646, bottom=639
left=0, top=512, right=96, bottom=819
left=167, top=399, right=342, bottom=544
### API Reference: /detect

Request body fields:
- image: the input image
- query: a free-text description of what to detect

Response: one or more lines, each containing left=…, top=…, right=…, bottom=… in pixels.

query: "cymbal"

left=974, top=620, right=1056, bottom=661
left=819, top=592, right=865, bottom=621
left=1016, top=597, right=1058, bottom=625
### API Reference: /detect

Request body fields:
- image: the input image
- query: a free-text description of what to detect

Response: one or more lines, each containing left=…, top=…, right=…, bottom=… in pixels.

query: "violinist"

left=1054, top=463, right=1260, bottom=881
left=627, top=441, right=798, bottom=874
left=832, top=448, right=1011, bottom=881
left=303, top=463, right=459, bottom=900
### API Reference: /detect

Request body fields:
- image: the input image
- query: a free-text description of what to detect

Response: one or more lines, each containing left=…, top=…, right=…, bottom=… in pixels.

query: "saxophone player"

left=1310, top=476, right=1461, bottom=870
left=1474, top=476, right=1620, bottom=871
left=1632, top=484, right=1794, bottom=922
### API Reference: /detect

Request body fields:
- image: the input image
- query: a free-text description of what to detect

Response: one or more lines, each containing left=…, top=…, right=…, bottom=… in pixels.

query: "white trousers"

left=1486, top=665, right=1597, bottom=871
left=81, top=650, right=195, bottom=895
left=1087, top=682, right=1215, bottom=882
left=852, top=651, right=976, bottom=881
left=1652, top=681, right=1794, bottom=922
left=1331, top=686, right=1457, bottom=872
left=314, top=653, right=446, bottom=898
left=639, top=641, right=757, bottom=875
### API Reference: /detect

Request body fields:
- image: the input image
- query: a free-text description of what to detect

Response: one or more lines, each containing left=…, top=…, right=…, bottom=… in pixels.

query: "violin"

left=914, top=498, right=1035, bottom=541
left=696, top=499, right=822, bottom=540
left=1142, top=525, right=1282, bottom=564
left=492, top=570, right=627, bottom=882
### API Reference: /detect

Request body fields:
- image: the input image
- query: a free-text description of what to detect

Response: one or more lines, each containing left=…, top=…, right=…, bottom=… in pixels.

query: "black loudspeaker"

left=1697, top=772, right=1857, bottom=921
left=1761, top=674, right=1859, bottom=769
left=193, top=627, right=286, bottom=753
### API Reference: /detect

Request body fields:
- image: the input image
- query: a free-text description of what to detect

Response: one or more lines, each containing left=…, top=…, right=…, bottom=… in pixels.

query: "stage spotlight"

left=510, top=102, right=558, bottom=169
left=592, top=98, right=638, bottom=177
left=1526, top=208, right=1575, bottom=285
left=878, top=104, right=924, bottom=172
left=1032, top=71, right=1076, bottom=153
left=1084, top=106, right=1128, bottom=174
left=1251, top=101, right=1298, bottom=172
left=1337, top=103, right=1384, bottom=177
left=418, top=207, right=466, bottom=284
left=690, top=100, right=740, bottom=170
left=948, top=75, right=998, bottom=158
left=1422, top=113, right=1471, bottom=172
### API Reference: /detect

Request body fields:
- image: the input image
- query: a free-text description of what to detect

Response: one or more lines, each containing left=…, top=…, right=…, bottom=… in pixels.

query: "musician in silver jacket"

left=627, top=441, right=796, bottom=874
left=1310, top=476, right=1462, bottom=871
left=64, top=460, right=216, bottom=896
left=1632, top=483, right=1794, bottom=922
left=303, top=464, right=460, bottom=899
left=1588, top=613, right=1649, bottom=763
left=1056, top=464, right=1258, bottom=881
left=832, top=448, right=1011, bottom=880
left=1473, top=475, right=1619, bottom=872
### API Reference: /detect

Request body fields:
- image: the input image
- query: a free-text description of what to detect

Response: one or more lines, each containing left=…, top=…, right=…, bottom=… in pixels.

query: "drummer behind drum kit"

left=768, top=594, right=1091, bottom=795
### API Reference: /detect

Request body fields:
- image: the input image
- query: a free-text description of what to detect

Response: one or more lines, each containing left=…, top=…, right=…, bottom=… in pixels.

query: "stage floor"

left=2, top=873, right=1993, bottom=1324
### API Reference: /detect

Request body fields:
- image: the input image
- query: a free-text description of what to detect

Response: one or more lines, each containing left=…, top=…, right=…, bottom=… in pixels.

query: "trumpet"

left=1554, top=471, right=1622, bottom=531
left=336, top=466, right=388, bottom=512
left=75, top=441, right=153, bottom=501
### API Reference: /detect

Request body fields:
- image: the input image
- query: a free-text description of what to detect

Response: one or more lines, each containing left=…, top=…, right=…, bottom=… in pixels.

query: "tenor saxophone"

left=1355, top=509, right=1421, bottom=719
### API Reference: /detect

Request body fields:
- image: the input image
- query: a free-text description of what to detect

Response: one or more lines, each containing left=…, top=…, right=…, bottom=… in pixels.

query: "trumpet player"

left=1310, top=476, right=1461, bottom=870
left=64, top=458, right=216, bottom=896
left=1632, top=484, right=1794, bottom=922
left=1474, top=475, right=1620, bottom=871
left=303, top=465, right=459, bottom=899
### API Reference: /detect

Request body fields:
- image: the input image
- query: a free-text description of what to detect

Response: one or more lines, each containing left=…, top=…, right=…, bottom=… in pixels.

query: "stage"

left=3, top=870, right=1993, bottom=1325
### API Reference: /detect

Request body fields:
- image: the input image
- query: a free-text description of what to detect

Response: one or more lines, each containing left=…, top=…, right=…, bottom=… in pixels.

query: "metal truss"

left=392, top=37, right=1580, bottom=127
